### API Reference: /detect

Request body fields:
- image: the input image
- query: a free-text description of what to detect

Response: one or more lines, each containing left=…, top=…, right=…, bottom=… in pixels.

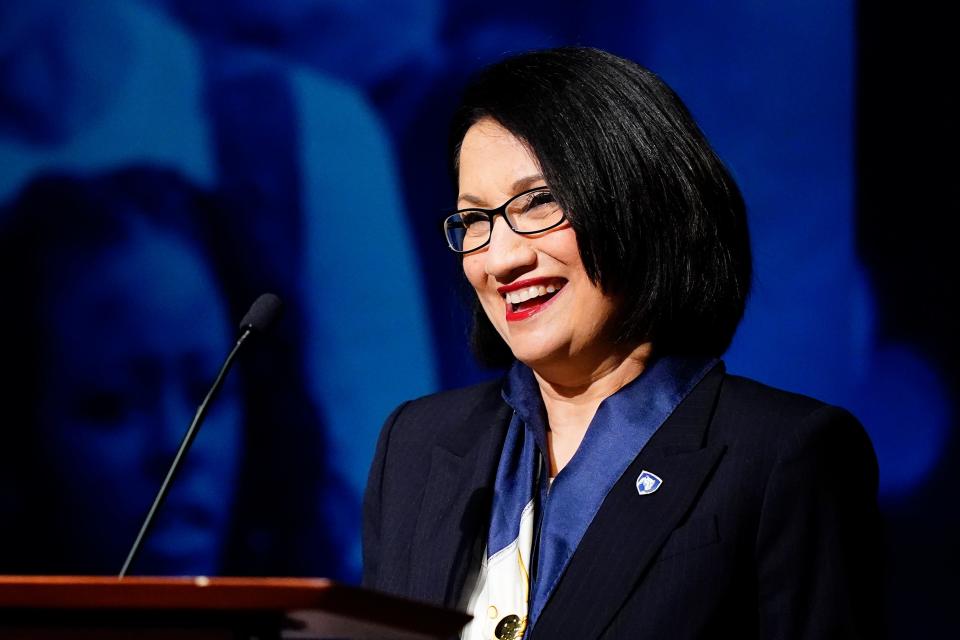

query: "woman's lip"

left=496, top=277, right=565, bottom=295
left=504, top=283, right=565, bottom=322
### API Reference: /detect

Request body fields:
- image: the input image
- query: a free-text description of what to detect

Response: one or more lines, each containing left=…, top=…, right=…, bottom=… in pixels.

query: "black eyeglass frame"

left=442, top=186, right=567, bottom=254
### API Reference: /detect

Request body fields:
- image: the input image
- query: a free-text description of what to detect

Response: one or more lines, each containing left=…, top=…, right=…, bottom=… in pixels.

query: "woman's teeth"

left=504, top=284, right=558, bottom=305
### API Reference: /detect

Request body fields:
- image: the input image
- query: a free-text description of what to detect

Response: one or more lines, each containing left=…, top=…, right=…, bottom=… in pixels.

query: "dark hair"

left=449, top=47, right=751, bottom=366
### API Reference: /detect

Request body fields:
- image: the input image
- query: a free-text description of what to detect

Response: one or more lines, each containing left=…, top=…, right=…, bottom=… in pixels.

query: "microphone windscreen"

left=239, top=293, right=283, bottom=333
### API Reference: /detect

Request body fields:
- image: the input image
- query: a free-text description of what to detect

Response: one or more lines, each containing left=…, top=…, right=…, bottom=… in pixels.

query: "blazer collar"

left=408, top=380, right=512, bottom=608
left=530, top=362, right=727, bottom=639
left=406, top=360, right=726, bottom=628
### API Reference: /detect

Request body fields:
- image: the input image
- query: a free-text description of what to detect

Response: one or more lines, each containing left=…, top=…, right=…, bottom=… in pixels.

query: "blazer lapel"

left=408, top=385, right=513, bottom=608
left=530, top=364, right=727, bottom=640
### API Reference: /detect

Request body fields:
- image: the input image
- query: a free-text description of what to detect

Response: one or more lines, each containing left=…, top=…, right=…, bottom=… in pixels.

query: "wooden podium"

left=0, top=576, right=470, bottom=639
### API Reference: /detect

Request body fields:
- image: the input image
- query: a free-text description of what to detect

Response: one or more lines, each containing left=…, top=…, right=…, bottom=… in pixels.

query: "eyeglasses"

left=443, top=187, right=566, bottom=253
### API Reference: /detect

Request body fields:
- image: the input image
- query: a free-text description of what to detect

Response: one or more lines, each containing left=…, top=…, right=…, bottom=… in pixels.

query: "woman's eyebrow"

left=457, top=192, right=486, bottom=207
left=457, top=174, right=545, bottom=207
left=511, top=174, right=545, bottom=192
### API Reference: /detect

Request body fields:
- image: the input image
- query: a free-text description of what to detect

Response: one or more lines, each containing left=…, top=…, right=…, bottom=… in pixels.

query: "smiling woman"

left=363, top=48, right=883, bottom=639
left=457, top=118, right=631, bottom=386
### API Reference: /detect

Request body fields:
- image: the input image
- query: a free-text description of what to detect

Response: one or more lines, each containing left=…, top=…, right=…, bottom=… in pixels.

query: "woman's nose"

left=483, top=217, right=536, bottom=278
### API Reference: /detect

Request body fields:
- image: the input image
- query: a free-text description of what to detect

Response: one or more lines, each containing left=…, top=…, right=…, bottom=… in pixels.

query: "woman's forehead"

left=457, top=119, right=543, bottom=205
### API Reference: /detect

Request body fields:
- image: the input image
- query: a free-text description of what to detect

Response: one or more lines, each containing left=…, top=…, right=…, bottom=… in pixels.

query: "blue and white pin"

left=635, top=470, right=663, bottom=495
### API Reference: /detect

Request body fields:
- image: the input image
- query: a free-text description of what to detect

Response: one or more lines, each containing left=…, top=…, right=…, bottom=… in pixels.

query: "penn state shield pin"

left=635, top=470, right=663, bottom=495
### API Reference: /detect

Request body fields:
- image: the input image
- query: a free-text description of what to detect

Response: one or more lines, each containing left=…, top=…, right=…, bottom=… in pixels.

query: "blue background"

left=0, top=1, right=955, bottom=634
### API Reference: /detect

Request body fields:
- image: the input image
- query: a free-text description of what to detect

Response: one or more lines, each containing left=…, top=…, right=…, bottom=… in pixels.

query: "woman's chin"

left=504, top=339, right=569, bottom=371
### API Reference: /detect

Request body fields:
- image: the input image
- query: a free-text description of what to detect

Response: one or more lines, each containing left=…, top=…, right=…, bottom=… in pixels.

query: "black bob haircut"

left=449, top=47, right=752, bottom=367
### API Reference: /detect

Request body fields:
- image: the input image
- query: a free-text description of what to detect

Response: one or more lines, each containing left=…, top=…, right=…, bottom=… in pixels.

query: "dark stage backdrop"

left=0, top=1, right=954, bottom=634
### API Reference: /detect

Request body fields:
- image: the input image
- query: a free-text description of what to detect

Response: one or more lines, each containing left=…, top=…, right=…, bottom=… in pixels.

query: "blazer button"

left=495, top=614, right=525, bottom=639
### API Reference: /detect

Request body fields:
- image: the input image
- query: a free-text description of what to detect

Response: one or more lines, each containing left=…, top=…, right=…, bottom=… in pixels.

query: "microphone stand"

left=118, top=328, right=253, bottom=578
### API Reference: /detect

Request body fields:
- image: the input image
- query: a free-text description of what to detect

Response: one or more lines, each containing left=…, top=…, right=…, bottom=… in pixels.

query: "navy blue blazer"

left=362, top=363, right=884, bottom=639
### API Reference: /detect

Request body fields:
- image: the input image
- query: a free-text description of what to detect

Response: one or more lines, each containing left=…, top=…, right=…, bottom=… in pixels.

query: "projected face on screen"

left=35, top=224, right=242, bottom=575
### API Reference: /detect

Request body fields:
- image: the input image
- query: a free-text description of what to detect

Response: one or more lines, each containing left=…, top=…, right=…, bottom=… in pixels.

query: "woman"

left=363, top=48, right=882, bottom=639
left=0, top=166, right=351, bottom=579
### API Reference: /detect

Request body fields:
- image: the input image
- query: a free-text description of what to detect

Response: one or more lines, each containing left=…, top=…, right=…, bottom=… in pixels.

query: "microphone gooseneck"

left=118, top=293, right=283, bottom=579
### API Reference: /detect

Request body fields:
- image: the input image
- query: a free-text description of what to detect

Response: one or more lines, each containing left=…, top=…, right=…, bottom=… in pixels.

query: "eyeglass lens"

left=444, top=189, right=562, bottom=252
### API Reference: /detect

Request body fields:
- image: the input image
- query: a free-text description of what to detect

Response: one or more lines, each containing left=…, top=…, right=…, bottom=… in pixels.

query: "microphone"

left=119, top=293, right=283, bottom=578
left=239, top=292, right=283, bottom=334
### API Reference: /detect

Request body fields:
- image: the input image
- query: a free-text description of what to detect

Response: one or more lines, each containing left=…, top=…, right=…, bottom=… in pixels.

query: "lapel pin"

left=636, top=470, right=663, bottom=495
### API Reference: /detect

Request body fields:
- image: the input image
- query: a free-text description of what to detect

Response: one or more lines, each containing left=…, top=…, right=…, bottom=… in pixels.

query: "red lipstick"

left=498, top=277, right=566, bottom=322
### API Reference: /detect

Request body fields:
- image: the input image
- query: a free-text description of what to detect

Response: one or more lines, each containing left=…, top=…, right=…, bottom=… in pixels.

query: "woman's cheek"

left=462, top=255, right=484, bottom=290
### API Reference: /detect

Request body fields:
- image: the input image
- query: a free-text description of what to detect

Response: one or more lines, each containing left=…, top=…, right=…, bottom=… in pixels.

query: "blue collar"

left=500, top=354, right=718, bottom=626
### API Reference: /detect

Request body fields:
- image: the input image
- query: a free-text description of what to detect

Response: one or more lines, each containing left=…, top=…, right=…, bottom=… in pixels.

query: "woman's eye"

left=457, top=212, right=488, bottom=237
left=518, top=191, right=556, bottom=218
left=516, top=191, right=556, bottom=215
left=528, top=191, right=555, bottom=208
left=461, top=212, right=487, bottom=227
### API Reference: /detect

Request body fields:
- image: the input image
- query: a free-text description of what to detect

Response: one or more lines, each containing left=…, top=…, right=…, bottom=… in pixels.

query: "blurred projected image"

left=0, top=167, right=346, bottom=577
